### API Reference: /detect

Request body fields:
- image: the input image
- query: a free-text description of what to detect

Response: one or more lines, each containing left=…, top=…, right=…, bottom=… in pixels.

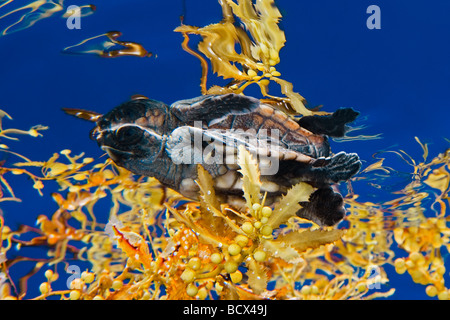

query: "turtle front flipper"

left=297, top=186, right=346, bottom=226
left=170, top=93, right=260, bottom=125
left=297, top=108, right=359, bottom=137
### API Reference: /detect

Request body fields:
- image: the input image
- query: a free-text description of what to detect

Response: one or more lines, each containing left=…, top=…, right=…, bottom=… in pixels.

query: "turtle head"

left=91, top=98, right=170, bottom=175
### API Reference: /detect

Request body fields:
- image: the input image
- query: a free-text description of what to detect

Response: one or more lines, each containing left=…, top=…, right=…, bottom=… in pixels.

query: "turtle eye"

left=115, top=126, right=144, bottom=145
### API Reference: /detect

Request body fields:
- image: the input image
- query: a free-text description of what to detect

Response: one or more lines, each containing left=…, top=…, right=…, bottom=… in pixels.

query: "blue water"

left=0, top=0, right=449, bottom=299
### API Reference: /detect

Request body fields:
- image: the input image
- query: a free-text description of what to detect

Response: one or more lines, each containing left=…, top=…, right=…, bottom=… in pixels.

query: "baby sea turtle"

left=64, top=93, right=361, bottom=226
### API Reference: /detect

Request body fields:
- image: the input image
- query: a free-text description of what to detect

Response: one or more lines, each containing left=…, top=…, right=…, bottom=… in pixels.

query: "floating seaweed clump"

left=175, top=0, right=317, bottom=116
left=0, top=0, right=95, bottom=36
left=0, top=112, right=377, bottom=300
left=1, top=0, right=449, bottom=301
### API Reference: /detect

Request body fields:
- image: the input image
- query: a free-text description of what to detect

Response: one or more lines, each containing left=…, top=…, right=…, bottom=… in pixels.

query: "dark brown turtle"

left=64, top=93, right=361, bottom=226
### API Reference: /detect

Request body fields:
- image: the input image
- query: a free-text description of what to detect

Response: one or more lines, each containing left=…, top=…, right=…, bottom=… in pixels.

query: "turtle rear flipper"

left=297, top=186, right=346, bottom=226
left=298, top=108, right=359, bottom=137
left=290, top=151, right=361, bottom=184
left=170, top=93, right=260, bottom=125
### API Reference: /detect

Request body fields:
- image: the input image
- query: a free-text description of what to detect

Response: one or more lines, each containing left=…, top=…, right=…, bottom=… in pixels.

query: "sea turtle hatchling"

left=64, top=93, right=361, bottom=226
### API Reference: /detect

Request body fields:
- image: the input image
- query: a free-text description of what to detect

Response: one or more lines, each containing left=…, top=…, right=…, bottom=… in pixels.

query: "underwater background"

left=0, top=0, right=449, bottom=300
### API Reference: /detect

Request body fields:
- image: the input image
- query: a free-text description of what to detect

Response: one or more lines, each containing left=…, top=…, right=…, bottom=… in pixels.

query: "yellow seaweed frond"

left=0, top=109, right=49, bottom=199
left=246, top=258, right=269, bottom=294
left=110, top=224, right=152, bottom=270
left=225, top=0, right=285, bottom=64
left=196, top=164, right=221, bottom=213
left=0, top=0, right=64, bottom=36
left=0, top=109, right=48, bottom=141
left=63, top=31, right=152, bottom=58
left=273, top=228, right=345, bottom=254
left=3, top=109, right=449, bottom=301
